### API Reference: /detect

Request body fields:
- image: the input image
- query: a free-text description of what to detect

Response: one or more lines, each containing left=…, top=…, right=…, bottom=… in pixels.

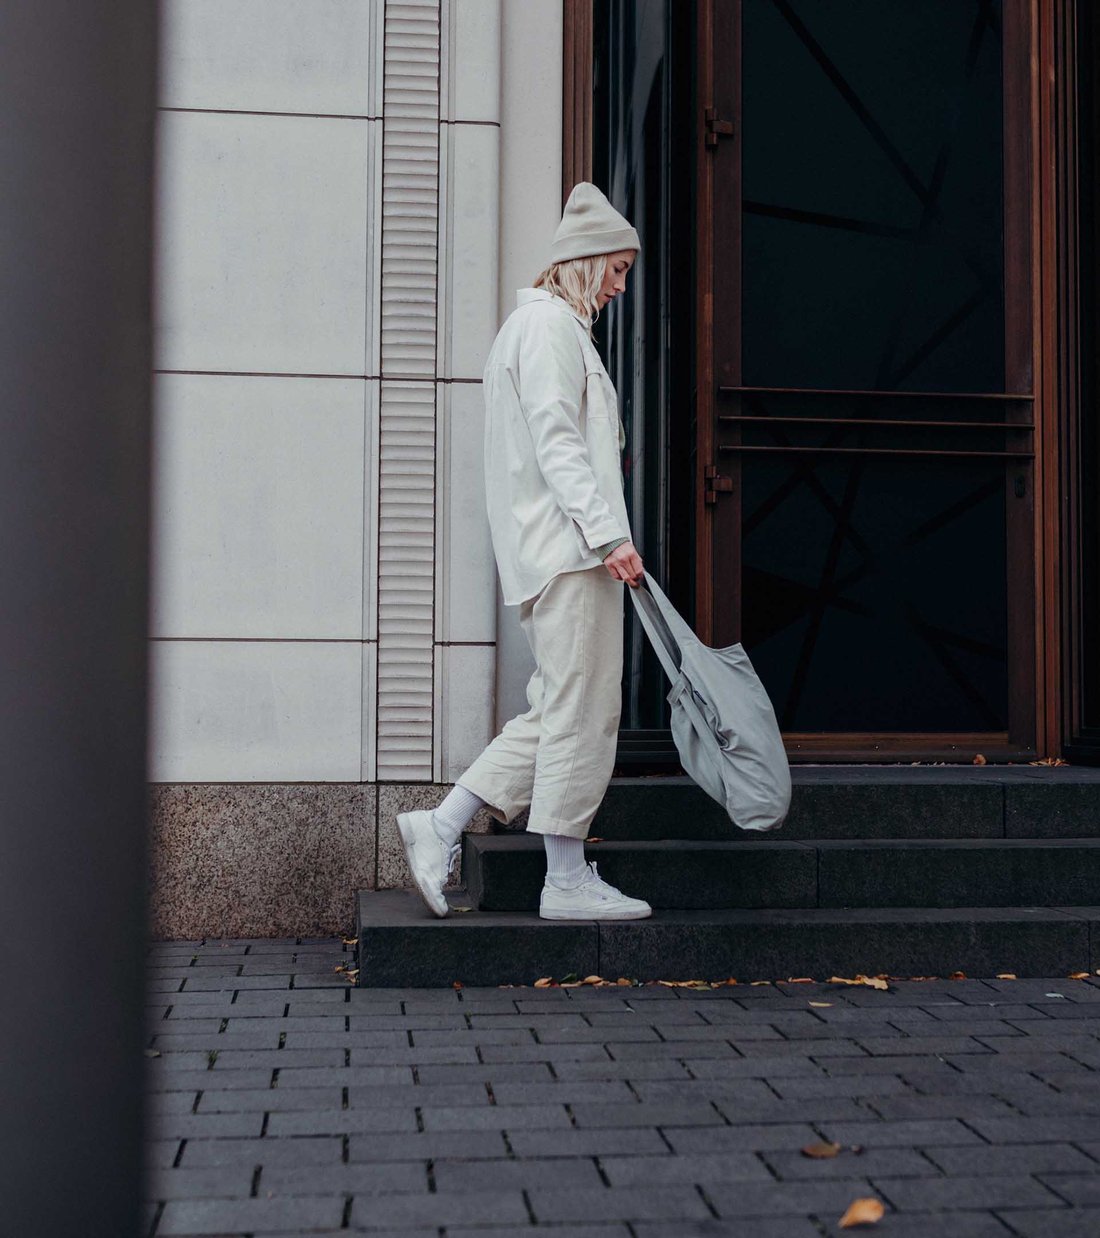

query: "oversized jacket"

left=481, top=287, right=633, bottom=606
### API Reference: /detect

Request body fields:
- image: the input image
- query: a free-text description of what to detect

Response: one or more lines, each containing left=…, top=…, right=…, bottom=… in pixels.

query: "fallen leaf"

left=750, top=980, right=773, bottom=987
left=144, top=1049, right=161, bottom=1058
left=560, top=973, right=579, bottom=984
left=1069, top=972, right=1089, bottom=980
left=996, top=973, right=1017, bottom=980
left=586, top=836, right=605, bottom=843
left=581, top=975, right=605, bottom=985
left=950, top=971, right=968, bottom=980
left=451, top=906, right=474, bottom=913
left=828, top=975, right=889, bottom=991
left=452, top=981, right=463, bottom=990
left=1045, top=992, right=1065, bottom=999
left=534, top=977, right=553, bottom=988
left=972, top=754, right=987, bottom=765
left=809, top=1001, right=833, bottom=1008
left=786, top=977, right=816, bottom=984
left=1029, top=756, right=1069, bottom=766
left=839, top=1196, right=886, bottom=1228
left=341, top=936, right=358, bottom=946
left=802, top=1141, right=842, bottom=1159
left=616, top=978, right=635, bottom=986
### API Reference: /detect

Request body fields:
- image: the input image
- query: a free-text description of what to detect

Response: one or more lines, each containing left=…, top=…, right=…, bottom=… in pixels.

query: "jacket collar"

left=516, top=286, right=592, bottom=327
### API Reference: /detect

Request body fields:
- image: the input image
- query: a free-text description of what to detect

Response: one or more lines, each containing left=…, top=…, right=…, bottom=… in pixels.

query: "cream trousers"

left=457, top=565, right=624, bottom=840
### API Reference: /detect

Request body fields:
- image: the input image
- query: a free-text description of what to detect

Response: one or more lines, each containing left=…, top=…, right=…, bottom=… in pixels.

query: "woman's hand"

left=603, top=540, right=644, bottom=587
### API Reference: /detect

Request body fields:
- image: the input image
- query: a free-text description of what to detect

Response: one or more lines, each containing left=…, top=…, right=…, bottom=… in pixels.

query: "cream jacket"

left=482, top=287, right=632, bottom=606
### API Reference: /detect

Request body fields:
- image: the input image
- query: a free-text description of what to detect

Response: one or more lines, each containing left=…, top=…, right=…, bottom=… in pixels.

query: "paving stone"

left=817, top=1216, right=1012, bottom=1238
left=489, top=1081, right=634, bottom=1105
left=506, top=1128, right=671, bottom=1158
left=419, top=1103, right=570, bottom=1131
left=149, top=1069, right=271, bottom=1092
left=448, top=1228, right=630, bottom=1238
left=706, top=1177, right=880, bottom=1218
left=628, top=1079, right=776, bottom=1104
left=180, top=1137, right=344, bottom=1167
left=664, top=1123, right=821, bottom=1154
left=527, top=1185, right=712, bottom=1224
left=968, top=1116, right=1100, bottom=1144
left=550, top=1059, right=694, bottom=1080
left=347, top=1189, right=529, bottom=1229
left=147, top=1111, right=264, bottom=1139
left=767, top=1074, right=910, bottom=1099
left=815, top=1118, right=985, bottom=1147
left=761, top=1145, right=936, bottom=1180
left=158, top=1196, right=344, bottom=1234
left=634, top=1221, right=821, bottom=1238
left=274, top=1066, right=413, bottom=1088
left=143, top=1139, right=182, bottom=1169
left=432, top=1156, right=605, bottom=1193
left=875, top=1173, right=1064, bottom=1210
left=265, top=1107, right=416, bottom=1135
left=599, top=1151, right=771, bottom=1185
left=196, top=1087, right=338, bottom=1112
left=1034, top=1173, right=1100, bottom=1205
left=347, top=1132, right=508, bottom=1162
left=569, top=1101, right=723, bottom=1128
left=997, top=1208, right=1100, bottom=1237
left=143, top=1165, right=254, bottom=1200
left=255, top=1162, right=427, bottom=1195
left=212, top=1049, right=345, bottom=1070
left=859, top=1093, right=1018, bottom=1120
left=412, top=1062, right=555, bottom=1084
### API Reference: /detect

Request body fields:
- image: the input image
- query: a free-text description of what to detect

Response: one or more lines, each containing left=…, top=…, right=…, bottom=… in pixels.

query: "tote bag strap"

left=627, top=571, right=683, bottom=684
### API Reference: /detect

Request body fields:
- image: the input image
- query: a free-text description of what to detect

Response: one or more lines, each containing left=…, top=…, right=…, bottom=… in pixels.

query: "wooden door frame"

left=564, top=0, right=1075, bottom=761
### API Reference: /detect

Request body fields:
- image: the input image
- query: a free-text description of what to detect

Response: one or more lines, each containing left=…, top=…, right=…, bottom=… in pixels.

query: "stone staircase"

left=356, top=767, right=1100, bottom=986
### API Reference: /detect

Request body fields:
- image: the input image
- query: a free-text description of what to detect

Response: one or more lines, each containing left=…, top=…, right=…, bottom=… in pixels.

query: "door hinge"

left=704, top=464, right=733, bottom=504
left=705, top=106, right=734, bottom=148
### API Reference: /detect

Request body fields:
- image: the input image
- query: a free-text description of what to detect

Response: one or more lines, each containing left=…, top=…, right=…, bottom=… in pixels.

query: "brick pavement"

left=144, top=937, right=1100, bottom=1237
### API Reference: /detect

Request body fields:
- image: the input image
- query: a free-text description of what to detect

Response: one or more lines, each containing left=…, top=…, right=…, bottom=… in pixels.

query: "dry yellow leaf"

left=452, top=981, right=463, bottom=989
left=839, top=1196, right=885, bottom=1228
left=787, top=977, right=815, bottom=984
left=750, top=980, right=773, bottom=986
left=972, top=753, right=987, bottom=765
left=809, top=1001, right=832, bottom=1008
left=828, top=975, right=888, bottom=990
left=801, top=1141, right=841, bottom=1159
left=1069, top=972, right=1089, bottom=980
left=616, top=978, right=633, bottom=986
left=534, top=977, right=553, bottom=988
left=996, top=973, right=1017, bottom=980
left=341, top=936, right=358, bottom=946
left=950, top=971, right=968, bottom=980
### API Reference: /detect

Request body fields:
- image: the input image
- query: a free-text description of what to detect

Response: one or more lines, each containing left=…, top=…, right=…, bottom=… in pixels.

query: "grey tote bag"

left=628, top=570, right=791, bottom=832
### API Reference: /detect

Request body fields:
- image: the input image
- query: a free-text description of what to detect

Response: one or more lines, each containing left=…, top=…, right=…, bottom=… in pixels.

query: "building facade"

left=148, top=0, right=1099, bottom=937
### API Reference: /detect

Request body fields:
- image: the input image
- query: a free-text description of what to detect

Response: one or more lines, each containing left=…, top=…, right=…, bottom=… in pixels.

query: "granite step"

left=464, top=834, right=1100, bottom=912
left=556, top=768, right=1100, bottom=841
left=355, top=890, right=1100, bottom=987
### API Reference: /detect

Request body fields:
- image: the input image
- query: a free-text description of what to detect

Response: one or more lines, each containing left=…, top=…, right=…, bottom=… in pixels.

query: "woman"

left=397, top=182, right=652, bottom=921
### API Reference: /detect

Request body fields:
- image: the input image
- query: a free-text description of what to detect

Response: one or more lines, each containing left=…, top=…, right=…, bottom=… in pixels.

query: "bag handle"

left=627, top=570, right=683, bottom=684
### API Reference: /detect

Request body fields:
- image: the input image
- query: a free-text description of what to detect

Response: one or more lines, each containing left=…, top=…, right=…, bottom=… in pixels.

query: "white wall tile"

left=437, top=643, right=496, bottom=783
left=159, top=0, right=384, bottom=117
left=155, top=111, right=373, bottom=375
left=439, top=121, right=501, bottom=380
left=442, top=0, right=501, bottom=123
left=435, top=381, right=495, bottom=643
left=149, top=640, right=363, bottom=781
left=150, top=373, right=366, bottom=640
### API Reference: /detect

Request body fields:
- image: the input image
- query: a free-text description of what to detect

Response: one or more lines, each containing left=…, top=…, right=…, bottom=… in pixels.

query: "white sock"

left=432, top=783, right=487, bottom=847
left=543, top=833, right=588, bottom=888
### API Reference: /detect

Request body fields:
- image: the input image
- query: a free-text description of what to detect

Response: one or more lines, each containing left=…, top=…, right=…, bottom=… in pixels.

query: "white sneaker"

left=396, top=809, right=461, bottom=918
left=539, top=861, right=652, bottom=921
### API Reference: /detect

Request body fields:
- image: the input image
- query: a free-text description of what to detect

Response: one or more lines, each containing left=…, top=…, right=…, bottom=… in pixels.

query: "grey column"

left=0, top=4, right=158, bottom=1236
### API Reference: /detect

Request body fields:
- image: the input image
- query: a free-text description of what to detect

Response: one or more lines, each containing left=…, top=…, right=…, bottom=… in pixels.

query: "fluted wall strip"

left=376, top=0, right=440, bottom=780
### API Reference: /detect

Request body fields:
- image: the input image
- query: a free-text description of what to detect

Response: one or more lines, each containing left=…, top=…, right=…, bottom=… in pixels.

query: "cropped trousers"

left=456, top=565, right=624, bottom=840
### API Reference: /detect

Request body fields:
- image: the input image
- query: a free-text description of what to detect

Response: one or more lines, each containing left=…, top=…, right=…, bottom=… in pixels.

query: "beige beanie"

left=550, top=181, right=641, bottom=264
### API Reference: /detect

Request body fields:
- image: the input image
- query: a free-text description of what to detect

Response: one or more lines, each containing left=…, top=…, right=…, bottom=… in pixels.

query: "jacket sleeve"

left=516, top=310, right=628, bottom=550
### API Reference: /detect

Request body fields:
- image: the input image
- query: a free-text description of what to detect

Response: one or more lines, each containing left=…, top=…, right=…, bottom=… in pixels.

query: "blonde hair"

left=532, top=254, right=608, bottom=332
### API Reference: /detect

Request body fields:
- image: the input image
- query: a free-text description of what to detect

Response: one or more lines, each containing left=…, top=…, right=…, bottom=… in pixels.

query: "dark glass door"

left=701, top=0, right=1038, bottom=758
